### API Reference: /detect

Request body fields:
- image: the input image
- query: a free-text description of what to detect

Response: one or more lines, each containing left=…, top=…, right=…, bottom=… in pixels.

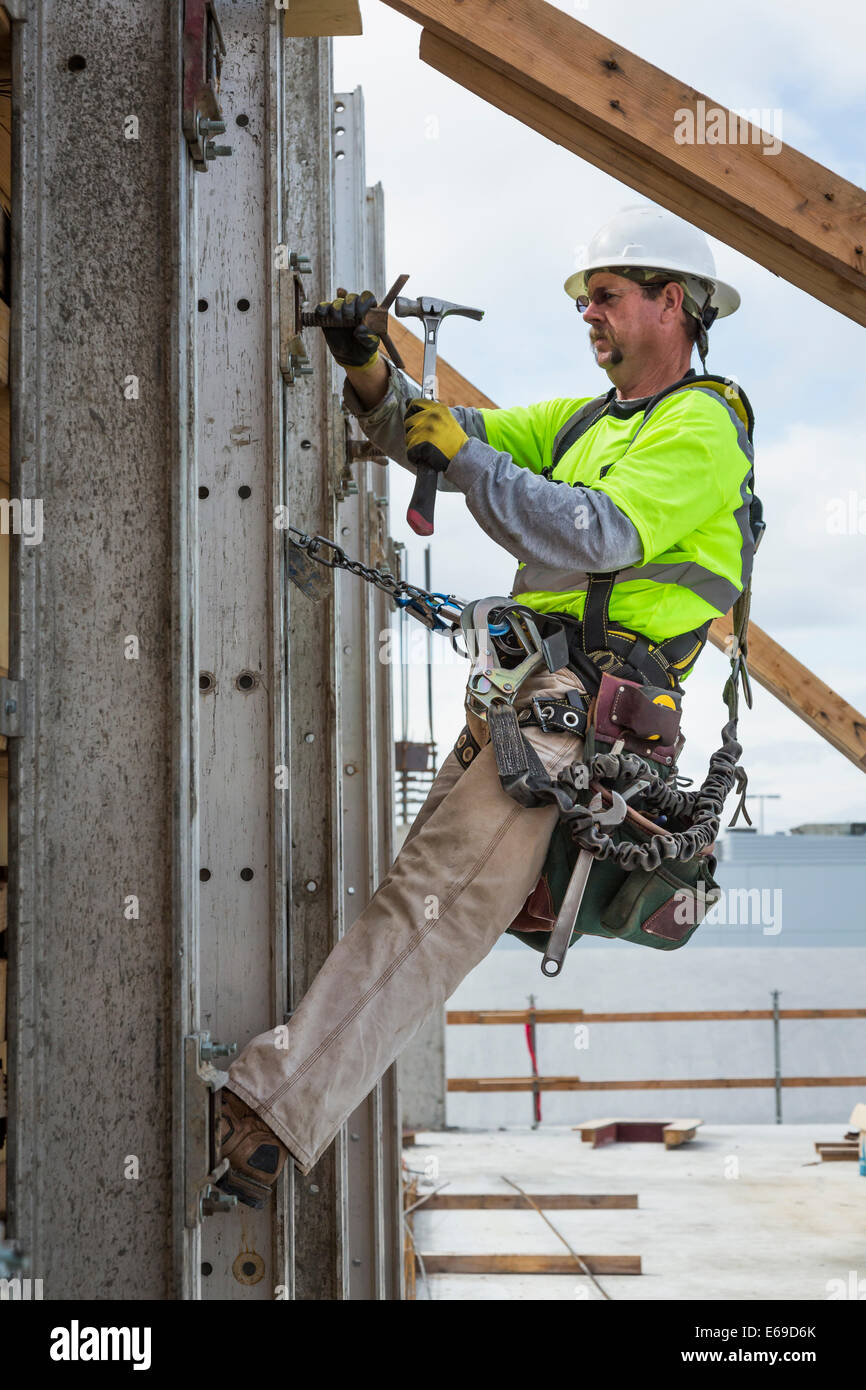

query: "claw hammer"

left=395, top=293, right=484, bottom=536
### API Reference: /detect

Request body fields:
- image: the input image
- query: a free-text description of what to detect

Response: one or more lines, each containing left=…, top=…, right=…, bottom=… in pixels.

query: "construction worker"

left=217, top=204, right=755, bottom=1207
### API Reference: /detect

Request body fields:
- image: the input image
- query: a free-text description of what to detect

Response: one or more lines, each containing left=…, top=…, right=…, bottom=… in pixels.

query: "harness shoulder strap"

left=577, top=373, right=762, bottom=692
left=549, top=391, right=614, bottom=472
left=632, top=373, right=755, bottom=445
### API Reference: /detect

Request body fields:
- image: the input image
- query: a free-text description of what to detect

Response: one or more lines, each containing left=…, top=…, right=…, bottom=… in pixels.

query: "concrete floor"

left=405, top=1125, right=863, bottom=1301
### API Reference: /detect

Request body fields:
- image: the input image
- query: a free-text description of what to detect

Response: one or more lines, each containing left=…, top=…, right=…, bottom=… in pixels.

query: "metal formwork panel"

left=196, top=0, right=289, bottom=1301
left=281, top=32, right=349, bottom=1302
left=8, top=0, right=193, bottom=1298
left=6, top=0, right=401, bottom=1302
left=332, top=88, right=402, bottom=1301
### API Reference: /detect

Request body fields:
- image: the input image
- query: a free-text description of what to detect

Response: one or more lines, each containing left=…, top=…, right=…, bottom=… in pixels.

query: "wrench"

left=541, top=792, right=628, bottom=978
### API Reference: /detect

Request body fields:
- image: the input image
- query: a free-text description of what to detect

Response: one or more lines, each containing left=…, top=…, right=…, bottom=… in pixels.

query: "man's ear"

left=662, top=281, right=685, bottom=321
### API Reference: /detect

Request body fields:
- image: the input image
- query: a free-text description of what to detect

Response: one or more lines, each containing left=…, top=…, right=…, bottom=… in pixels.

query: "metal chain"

left=286, top=526, right=465, bottom=632
left=523, top=720, right=745, bottom=873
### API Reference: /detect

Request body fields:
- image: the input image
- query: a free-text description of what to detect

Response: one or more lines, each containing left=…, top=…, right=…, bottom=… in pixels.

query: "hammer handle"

left=300, top=306, right=389, bottom=335
left=407, top=466, right=438, bottom=538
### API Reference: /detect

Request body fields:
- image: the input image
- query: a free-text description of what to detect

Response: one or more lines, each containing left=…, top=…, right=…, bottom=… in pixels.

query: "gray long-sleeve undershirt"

left=342, top=356, right=643, bottom=579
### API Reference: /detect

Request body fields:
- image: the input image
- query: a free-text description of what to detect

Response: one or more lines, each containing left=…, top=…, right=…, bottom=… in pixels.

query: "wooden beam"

left=282, top=0, right=362, bottom=37
left=417, top=1252, right=642, bottom=1275
left=709, top=614, right=866, bottom=772
left=376, top=1, right=866, bottom=325
left=448, top=1008, right=866, bottom=1025
left=420, top=31, right=864, bottom=327
left=448, top=1075, right=866, bottom=1092
left=419, top=1192, right=638, bottom=1210
left=386, top=319, right=497, bottom=408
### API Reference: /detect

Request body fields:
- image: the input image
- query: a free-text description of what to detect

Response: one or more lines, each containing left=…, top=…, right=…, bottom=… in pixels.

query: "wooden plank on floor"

left=420, top=1192, right=638, bottom=1210
left=418, top=1252, right=642, bottom=1275
left=576, top=1119, right=620, bottom=1146
left=664, top=1121, right=702, bottom=1148
left=815, top=1141, right=859, bottom=1162
left=380, top=2, right=866, bottom=327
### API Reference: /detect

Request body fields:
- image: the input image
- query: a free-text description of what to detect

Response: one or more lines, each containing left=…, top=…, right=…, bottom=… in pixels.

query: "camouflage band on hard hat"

left=591, top=264, right=714, bottom=322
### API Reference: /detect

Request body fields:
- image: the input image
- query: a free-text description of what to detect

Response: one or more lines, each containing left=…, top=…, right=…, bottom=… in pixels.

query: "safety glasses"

left=575, top=278, right=670, bottom=314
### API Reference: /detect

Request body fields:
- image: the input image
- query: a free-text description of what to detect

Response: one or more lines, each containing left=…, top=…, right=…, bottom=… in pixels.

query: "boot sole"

left=216, top=1170, right=274, bottom=1211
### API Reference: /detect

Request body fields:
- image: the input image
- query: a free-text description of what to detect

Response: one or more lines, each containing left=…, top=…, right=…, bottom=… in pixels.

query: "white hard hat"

left=565, top=204, right=740, bottom=318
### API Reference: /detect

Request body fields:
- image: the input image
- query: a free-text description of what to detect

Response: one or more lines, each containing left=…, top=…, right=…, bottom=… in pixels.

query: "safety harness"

left=454, top=374, right=764, bottom=975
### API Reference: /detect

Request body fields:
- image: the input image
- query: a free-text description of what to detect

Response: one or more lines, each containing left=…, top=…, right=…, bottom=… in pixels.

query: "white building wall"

left=446, top=834, right=866, bottom=1127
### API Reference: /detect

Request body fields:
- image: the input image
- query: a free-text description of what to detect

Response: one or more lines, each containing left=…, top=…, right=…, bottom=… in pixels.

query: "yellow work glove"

left=404, top=398, right=469, bottom=473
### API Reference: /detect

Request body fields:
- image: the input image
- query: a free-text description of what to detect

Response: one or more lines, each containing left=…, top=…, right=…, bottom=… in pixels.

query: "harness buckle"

left=462, top=598, right=549, bottom=723
left=531, top=697, right=554, bottom=733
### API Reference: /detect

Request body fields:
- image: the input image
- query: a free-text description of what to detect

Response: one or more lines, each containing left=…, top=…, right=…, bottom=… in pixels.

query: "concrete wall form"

left=6, top=0, right=401, bottom=1300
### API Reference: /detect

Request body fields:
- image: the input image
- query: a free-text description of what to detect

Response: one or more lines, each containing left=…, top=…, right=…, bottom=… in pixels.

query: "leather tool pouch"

left=507, top=820, right=721, bottom=954
left=506, top=672, right=717, bottom=954
left=592, top=671, right=684, bottom=766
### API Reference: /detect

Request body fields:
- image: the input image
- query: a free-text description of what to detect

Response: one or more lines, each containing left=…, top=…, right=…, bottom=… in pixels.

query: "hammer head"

left=395, top=295, right=484, bottom=324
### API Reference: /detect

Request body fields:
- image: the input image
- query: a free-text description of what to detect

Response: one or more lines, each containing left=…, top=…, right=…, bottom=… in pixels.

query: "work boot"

left=215, top=1087, right=291, bottom=1210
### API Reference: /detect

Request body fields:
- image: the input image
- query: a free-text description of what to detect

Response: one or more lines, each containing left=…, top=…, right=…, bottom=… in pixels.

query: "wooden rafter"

left=386, top=319, right=496, bottom=407
left=709, top=614, right=866, bottom=772
left=381, top=0, right=866, bottom=326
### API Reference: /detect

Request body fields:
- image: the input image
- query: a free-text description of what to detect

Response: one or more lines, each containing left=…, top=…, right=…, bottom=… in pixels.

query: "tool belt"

left=453, top=597, right=750, bottom=975
left=507, top=810, right=721, bottom=956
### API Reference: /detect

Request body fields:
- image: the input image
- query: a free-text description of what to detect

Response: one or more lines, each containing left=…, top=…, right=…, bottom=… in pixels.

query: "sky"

left=333, top=0, right=866, bottom=837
